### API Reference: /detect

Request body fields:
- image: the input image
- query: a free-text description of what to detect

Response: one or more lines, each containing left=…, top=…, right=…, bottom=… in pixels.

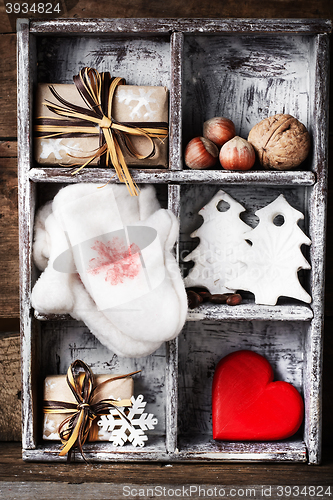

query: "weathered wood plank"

left=35, top=33, right=171, bottom=87
left=0, top=2, right=332, bottom=34
left=0, top=33, right=16, bottom=137
left=169, top=31, right=183, bottom=171
left=177, top=438, right=307, bottom=462
left=20, top=438, right=308, bottom=462
left=303, top=33, right=330, bottom=465
left=0, top=157, right=19, bottom=318
left=0, top=141, right=17, bottom=157
left=324, top=134, right=333, bottom=316
left=0, top=332, right=21, bottom=441
left=322, top=318, right=333, bottom=448
left=35, top=302, right=314, bottom=322
left=1, top=442, right=333, bottom=483
left=17, top=19, right=38, bottom=451
left=29, top=167, right=317, bottom=185
left=165, top=184, right=181, bottom=453
left=29, top=18, right=332, bottom=35
left=186, top=301, right=314, bottom=321
left=4, top=480, right=333, bottom=500
left=325, top=194, right=333, bottom=314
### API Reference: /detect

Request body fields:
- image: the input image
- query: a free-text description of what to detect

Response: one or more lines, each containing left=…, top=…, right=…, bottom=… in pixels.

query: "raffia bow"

left=43, top=359, right=140, bottom=462
left=35, top=67, right=169, bottom=196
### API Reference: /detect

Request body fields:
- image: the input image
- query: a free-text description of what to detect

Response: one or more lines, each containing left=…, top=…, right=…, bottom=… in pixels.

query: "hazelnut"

left=203, top=117, right=236, bottom=148
left=248, top=114, right=311, bottom=170
left=184, top=137, right=219, bottom=169
left=219, top=136, right=255, bottom=171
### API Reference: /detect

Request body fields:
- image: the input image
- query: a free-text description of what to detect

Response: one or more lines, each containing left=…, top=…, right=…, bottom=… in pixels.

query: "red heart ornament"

left=212, top=350, right=304, bottom=441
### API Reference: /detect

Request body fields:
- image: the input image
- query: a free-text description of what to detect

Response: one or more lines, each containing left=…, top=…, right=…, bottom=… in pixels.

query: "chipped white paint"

left=185, top=301, right=313, bottom=321
left=28, top=167, right=317, bottom=185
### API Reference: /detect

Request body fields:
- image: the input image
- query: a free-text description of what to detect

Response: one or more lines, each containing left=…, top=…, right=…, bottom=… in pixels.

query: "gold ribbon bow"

left=35, top=67, right=169, bottom=196
left=43, top=359, right=140, bottom=462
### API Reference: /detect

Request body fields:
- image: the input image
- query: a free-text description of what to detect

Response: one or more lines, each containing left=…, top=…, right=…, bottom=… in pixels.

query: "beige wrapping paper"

left=35, top=83, right=169, bottom=168
left=43, top=373, right=134, bottom=442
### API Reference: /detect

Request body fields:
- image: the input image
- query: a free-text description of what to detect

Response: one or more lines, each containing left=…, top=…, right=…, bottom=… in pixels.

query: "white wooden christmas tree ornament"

left=226, top=194, right=312, bottom=305
left=184, top=190, right=250, bottom=294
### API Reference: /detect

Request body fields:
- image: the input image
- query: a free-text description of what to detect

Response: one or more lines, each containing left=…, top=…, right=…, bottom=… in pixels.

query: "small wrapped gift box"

left=43, top=372, right=134, bottom=442
left=35, top=81, right=169, bottom=168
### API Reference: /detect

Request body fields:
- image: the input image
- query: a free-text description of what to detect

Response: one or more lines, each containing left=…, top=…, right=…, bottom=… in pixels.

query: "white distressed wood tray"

left=17, top=18, right=331, bottom=464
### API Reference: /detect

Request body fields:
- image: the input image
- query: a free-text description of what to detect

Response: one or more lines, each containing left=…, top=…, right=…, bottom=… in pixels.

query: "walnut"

left=247, top=114, right=311, bottom=170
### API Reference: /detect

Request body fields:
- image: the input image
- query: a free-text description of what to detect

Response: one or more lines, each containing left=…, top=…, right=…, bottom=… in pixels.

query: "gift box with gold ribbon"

left=43, top=360, right=137, bottom=460
left=34, top=68, right=169, bottom=196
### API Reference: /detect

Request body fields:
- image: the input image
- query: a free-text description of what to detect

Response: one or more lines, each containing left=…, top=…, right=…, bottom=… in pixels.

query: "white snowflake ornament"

left=97, top=395, right=158, bottom=447
left=184, top=190, right=249, bottom=294
left=226, top=194, right=312, bottom=305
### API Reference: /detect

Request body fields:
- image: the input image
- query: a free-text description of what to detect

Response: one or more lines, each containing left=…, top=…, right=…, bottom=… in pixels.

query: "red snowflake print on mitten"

left=88, top=237, right=141, bottom=285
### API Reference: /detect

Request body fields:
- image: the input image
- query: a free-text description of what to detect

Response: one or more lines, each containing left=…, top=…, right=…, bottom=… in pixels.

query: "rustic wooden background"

left=0, top=0, right=333, bottom=489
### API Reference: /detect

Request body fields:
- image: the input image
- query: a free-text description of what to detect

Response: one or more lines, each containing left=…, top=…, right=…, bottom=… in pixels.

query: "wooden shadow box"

left=17, top=18, right=331, bottom=463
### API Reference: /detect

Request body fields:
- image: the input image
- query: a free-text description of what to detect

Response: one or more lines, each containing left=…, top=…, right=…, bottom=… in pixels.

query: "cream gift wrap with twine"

left=43, top=371, right=134, bottom=442
left=31, top=184, right=188, bottom=357
left=43, top=360, right=140, bottom=461
left=35, top=68, right=169, bottom=198
left=35, top=83, right=169, bottom=166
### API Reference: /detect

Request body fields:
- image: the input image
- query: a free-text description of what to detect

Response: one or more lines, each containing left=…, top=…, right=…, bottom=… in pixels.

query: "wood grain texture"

left=1, top=441, right=333, bottom=483
left=35, top=33, right=171, bottom=85
left=29, top=18, right=333, bottom=35
left=2, top=481, right=333, bottom=500
left=324, top=138, right=333, bottom=316
left=0, top=156, right=19, bottom=318
left=0, top=332, right=21, bottom=441
left=0, top=34, right=16, bottom=136
left=0, top=482, right=325, bottom=500
left=28, top=167, right=317, bottom=185
left=302, top=33, right=330, bottom=464
left=169, top=32, right=183, bottom=171
left=322, top=318, right=333, bottom=447
left=165, top=184, right=181, bottom=454
left=0, top=141, right=17, bottom=157
left=17, top=19, right=39, bottom=452
left=11, top=438, right=313, bottom=462
left=0, top=1, right=332, bottom=34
